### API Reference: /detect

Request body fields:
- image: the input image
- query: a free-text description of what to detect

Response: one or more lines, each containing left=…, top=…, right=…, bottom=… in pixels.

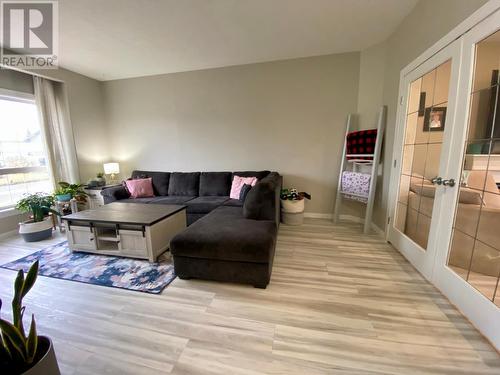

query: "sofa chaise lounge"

left=101, top=170, right=282, bottom=288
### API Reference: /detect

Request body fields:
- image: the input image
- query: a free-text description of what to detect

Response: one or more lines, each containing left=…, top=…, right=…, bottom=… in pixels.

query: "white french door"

left=389, top=8, right=500, bottom=349
left=433, top=9, right=500, bottom=349
left=388, top=39, right=462, bottom=281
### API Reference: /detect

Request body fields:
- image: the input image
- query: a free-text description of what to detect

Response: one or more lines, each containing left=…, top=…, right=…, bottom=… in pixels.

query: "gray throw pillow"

left=239, top=184, right=252, bottom=202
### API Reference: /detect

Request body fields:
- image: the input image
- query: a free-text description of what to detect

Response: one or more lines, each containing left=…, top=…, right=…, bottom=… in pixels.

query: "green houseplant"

left=16, top=193, right=56, bottom=242
left=0, top=261, right=60, bottom=374
left=53, top=182, right=87, bottom=203
left=95, top=172, right=106, bottom=187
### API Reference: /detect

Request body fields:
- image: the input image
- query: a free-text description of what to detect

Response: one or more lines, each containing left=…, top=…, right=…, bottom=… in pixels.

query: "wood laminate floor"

left=0, top=219, right=498, bottom=374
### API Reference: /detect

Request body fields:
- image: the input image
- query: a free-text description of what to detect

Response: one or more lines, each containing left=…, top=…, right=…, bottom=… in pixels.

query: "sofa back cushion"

left=168, top=172, right=200, bottom=196
left=243, top=172, right=282, bottom=223
left=131, top=170, right=170, bottom=196
left=199, top=172, right=232, bottom=196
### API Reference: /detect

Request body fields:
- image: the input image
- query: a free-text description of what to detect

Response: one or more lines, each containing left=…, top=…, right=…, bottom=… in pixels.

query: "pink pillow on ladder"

left=230, top=176, right=258, bottom=199
left=125, top=178, right=154, bottom=198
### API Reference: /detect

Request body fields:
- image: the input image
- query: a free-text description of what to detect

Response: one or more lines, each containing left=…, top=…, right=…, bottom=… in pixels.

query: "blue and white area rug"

left=0, top=241, right=176, bottom=294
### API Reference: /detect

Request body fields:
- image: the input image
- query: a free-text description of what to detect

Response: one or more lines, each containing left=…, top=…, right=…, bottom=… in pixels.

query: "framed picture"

left=423, top=106, right=446, bottom=132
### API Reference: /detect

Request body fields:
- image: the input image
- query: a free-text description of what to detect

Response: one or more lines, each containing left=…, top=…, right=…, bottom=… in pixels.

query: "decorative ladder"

left=333, top=105, right=386, bottom=234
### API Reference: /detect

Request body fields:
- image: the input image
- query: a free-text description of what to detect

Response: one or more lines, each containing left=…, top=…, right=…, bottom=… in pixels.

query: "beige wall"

left=103, top=53, right=360, bottom=214
left=361, top=0, right=488, bottom=228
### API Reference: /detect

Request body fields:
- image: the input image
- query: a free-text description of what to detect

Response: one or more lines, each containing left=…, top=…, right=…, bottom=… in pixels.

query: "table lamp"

left=103, top=162, right=120, bottom=184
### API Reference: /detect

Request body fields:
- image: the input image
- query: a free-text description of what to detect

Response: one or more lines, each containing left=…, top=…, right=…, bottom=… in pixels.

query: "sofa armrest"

left=101, top=185, right=130, bottom=204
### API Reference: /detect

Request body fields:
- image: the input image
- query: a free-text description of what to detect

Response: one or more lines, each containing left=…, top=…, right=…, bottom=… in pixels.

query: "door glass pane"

left=395, top=60, right=452, bottom=249
left=447, top=30, right=500, bottom=304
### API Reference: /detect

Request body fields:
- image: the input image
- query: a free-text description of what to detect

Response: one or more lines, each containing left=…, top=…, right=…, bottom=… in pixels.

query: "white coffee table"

left=62, top=203, right=187, bottom=262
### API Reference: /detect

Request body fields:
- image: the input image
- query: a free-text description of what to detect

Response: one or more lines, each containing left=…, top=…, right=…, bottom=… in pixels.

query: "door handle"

left=442, top=178, right=456, bottom=187
left=431, top=177, right=443, bottom=185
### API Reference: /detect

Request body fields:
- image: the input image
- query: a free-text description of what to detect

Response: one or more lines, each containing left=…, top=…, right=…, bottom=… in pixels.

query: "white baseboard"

left=0, top=229, right=18, bottom=240
left=303, top=212, right=385, bottom=235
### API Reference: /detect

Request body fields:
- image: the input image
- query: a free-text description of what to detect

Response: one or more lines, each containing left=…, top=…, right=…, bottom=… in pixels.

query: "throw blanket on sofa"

left=341, top=171, right=370, bottom=202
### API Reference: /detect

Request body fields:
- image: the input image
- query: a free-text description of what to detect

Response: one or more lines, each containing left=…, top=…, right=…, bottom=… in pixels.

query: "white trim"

left=0, top=87, right=35, bottom=102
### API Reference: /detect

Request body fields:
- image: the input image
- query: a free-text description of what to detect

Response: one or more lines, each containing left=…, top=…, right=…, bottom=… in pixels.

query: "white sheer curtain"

left=33, top=76, right=80, bottom=184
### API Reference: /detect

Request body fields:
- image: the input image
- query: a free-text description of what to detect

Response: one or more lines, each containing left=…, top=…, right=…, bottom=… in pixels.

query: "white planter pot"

left=281, top=199, right=305, bottom=213
left=19, top=217, right=53, bottom=242
left=22, top=336, right=61, bottom=375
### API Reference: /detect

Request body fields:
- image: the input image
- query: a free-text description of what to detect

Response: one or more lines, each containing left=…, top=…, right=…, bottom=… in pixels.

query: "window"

left=0, top=90, right=53, bottom=210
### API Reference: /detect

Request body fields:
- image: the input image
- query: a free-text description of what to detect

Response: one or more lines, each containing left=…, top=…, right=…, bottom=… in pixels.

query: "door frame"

left=387, top=39, right=462, bottom=281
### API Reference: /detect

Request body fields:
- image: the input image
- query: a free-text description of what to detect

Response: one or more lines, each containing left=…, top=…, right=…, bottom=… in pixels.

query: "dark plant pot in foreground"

left=23, top=336, right=61, bottom=375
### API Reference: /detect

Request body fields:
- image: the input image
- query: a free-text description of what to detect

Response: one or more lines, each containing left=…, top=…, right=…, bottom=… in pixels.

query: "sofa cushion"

left=223, top=198, right=243, bottom=207
left=185, top=196, right=229, bottom=214
left=232, top=171, right=270, bottom=180
left=150, top=196, right=196, bottom=205
left=168, top=172, right=200, bottom=196
left=171, top=206, right=277, bottom=263
left=199, top=172, right=232, bottom=196
left=131, top=170, right=170, bottom=196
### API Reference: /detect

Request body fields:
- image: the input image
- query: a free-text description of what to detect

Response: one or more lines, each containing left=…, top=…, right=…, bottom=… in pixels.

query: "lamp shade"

left=103, top=162, right=120, bottom=175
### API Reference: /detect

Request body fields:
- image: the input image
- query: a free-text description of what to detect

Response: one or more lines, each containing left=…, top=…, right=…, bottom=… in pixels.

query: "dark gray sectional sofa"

left=101, top=170, right=282, bottom=288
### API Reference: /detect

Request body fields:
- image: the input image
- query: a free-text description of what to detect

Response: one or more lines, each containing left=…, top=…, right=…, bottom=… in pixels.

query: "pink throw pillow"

left=230, top=176, right=258, bottom=199
left=125, top=178, right=154, bottom=199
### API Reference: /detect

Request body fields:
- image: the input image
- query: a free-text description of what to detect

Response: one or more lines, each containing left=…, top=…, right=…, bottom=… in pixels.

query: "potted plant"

left=0, top=261, right=61, bottom=374
left=54, top=182, right=87, bottom=204
left=16, top=193, right=56, bottom=242
left=95, top=172, right=106, bottom=187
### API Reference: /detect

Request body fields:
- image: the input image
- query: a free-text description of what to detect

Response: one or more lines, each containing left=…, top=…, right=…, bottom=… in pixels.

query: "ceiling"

left=57, top=0, right=417, bottom=81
